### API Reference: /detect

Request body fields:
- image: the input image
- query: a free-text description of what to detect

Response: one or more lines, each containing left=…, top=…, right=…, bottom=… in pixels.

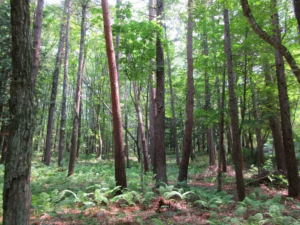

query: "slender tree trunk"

left=272, top=0, right=300, bottom=197
left=58, top=0, right=71, bottom=167
left=240, top=0, right=300, bottom=84
left=76, top=101, right=82, bottom=158
left=220, top=66, right=227, bottom=173
left=224, top=8, right=245, bottom=201
left=178, top=0, right=194, bottom=182
left=68, top=3, right=86, bottom=176
left=102, top=0, right=127, bottom=190
left=0, top=135, right=8, bottom=164
left=149, top=0, right=156, bottom=170
left=124, top=77, right=130, bottom=167
left=32, top=0, right=44, bottom=83
left=293, top=0, right=300, bottom=34
left=133, top=81, right=150, bottom=172
left=154, top=0, right=168, bottom=184
left=3, top=1, right=34, bottom=223
left=44, top=6, right=66, bottom=165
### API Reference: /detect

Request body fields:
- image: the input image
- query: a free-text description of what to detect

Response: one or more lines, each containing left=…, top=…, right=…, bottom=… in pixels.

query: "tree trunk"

left=76, top=101, right=82, bottom=158
left=68, top=3, right=87, bottom=176
left=178, top=0, right=194, bottom=182
left=240, top=0, right=300, bottom=85
left=102, top=0, right=127, bottom=190
left=149, top=0, right=156, bottom=170
left=32, top=0, right=44, bottom=83
left=58, top=0, right=71, bottom=167
left=155, top=0, right=168, bottom=184
left=3, top=1, right=34, bottom=223
left=272, top=0, right=300, bottom=197
left=133, top=81, right=150, bottom=172
left=124, top=77, right=130, bottom=167
left=44, top=6, right=66, bottom=165
left=224, top=8, right=245, bottom=201
left=294, top=0, right=300, bottom=31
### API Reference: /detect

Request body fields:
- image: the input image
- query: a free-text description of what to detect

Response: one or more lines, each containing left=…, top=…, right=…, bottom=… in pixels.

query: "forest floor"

left=1, top=152, right=300, bottom=225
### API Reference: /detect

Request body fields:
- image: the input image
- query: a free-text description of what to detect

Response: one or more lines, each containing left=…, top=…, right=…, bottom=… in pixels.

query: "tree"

left=224, top=7, right=245, bottom=201
left=3, top=0, right=34, bottom=223
left=155, top=0, right=168, bottom=184
left=58, top=0, right=71, bottom=167
left=240, top=0, right=300, bottom=85
left=178, top=0, right=194, bottom=182
left=32, top=0, right=44, bottom=83
left=68, top=1, right=87, bottom=176
left=44, top=3, right=66, bottom=165
left=271, top=0, right=300, bottom=197
left=102, top=0, right=127, bottom=190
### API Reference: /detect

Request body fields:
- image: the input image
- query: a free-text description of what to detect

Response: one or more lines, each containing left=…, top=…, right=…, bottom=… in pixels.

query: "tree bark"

left=272, top=0, right=300, bottom=197
left=3, top=1, right=34, bottom=223
left=32, top=0, right=44, bottom=83
left=102, top=0, right=127, bottom=190
left=68, top=3, right=86, bottom=176
left=178, top=0, right=194, bottom=182
left=294, top=0, right=300, bottom=31
left=58, top=0, right=71, bottom=167
left=44, top=6, right=66, bottom=165
left=154, top=0, right=168, bottom=184
left=240, top=0, right=300, bottom=85
left=224, top=8, right=245, bottom=201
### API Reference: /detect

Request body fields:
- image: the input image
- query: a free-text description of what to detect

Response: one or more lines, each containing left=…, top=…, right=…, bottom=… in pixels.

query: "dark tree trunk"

left=102, top=0, right=127, bottom=190
left=58, top=0, right=71, bottom=167
left=224, top=8, right=245, bottom=201
left=32, top=0, right=44, bottom=83
left=44, top=7, right=66, bottom=165
left=220, top=66, right=227, bottom=172
left=272, top=0, right=300, bottom=197
left=3, top=1, right=34, bottom=223
left=240, top=0, right=300, bottom=84
left=68, top=3, right=86, bottom=176
left=178, top=0, right=194, bottom=182
left=0, top=135, right=8, bottom=164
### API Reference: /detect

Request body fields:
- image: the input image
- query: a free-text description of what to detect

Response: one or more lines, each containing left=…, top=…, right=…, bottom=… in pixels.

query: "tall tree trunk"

left=178, top=0, right=194, bottom=182
left=124, top=77, right=130, bottom=167
left=240, top=0, right=300, bottom=84
left=133, top=81, right=150, bottom=172
left=272, top=0, right=300, bottom=197
left=44, top=6, right=66, bottom=165
left=102, top=0, right=127, bottom=190
left=149, top=0, right=156, bottom=170
left=68, top=3, right=86, bottom=176
left=58, top=0, right=71, bottom=167
left=32, top=0, right=44, bottom=83
left=76, top=101, right=82, bottom=158
left=263, top=60, right=286, bottom=171
left=294, top=0, right=300, bottom=31
left=3, top=1, right=34, bottom=223
left=224, top=8, right=245, bottom=201
left=155, top=0, right=168, bottom=184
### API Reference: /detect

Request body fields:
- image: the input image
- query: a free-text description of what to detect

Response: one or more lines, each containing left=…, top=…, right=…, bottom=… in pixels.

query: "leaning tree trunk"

left=3, top=1, right=34, bottom=224
left=178, top=0, right=194, bottom=182
left=68, top=3, right=86, bottom=176
left=102, top=0, right=127, bottom=190
left=133, top=81, right=150, bottom=172
left=44, top=5, right=66, bottom=165
left=155, top=0, right=168, bottom=184
left=240, top=0, right=300, bottom=85
left=58, top=0, right=71, bottom=167
left=272, top=0, right=300, bottom=197
left=32, top=0, right=44, bottom=83
left=224, top=7, right=245, bottom=201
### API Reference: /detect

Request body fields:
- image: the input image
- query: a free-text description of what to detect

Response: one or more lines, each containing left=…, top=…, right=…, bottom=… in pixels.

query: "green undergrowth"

left=0, top=153, right=299, bottom=224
